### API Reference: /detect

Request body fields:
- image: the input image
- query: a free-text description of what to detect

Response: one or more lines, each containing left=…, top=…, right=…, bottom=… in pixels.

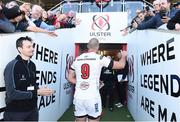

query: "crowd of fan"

left=0, top=0, right=81, bottom=36
left=1, top=0, right=179, bottom=36
left=121, top=0, right=180, bottom=36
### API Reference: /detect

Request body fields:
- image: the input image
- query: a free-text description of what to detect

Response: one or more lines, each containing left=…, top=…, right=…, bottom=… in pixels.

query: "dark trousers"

left=4, top=108, right=39, bottom=121
left=100, top=83, right=114, bottom=108
left=117, top=82, right=126, bottom=105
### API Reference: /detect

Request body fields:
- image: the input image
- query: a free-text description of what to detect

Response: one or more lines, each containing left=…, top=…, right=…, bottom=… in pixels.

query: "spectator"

left=19, top=3, right=36, bottom=27
left=144, top=6, right=154, bottom=21
left=134, top=0, right=178, bottom=30
left=30, top=5, right=60, bottom=31
left=3, top=36, right=54, bottom=121
left=136, top=9, right=142, bottom=15
left=173, top=2, right=180, bottom=10
left=54, top=13, right=68, bottom=28
left=67, top=10, right=81, bottom=26
left=167, top=10, right=180, bottom=30
left=20, top=2, right=31, bottom=16
left=100, top=56, right=116, bottom=111
left=95, top=0, right=110, bottom=8
left=137, top=10, right=146, bottom=23
left=3, top=6, right=29, bottom=32
left=66, top=10, right=76, bottom=23
left=153, top=0, right=161, bottom=14
left=123, top=10, right=146, bottom=34
left=5, top=1, right=18, bottom=8
left=54, top=12, right=81, bottom=29
left=0, top=4, right=15, bottom=32
left=41, top=10, right=48, bottom=23
left=46, top=10, right=56, bottom=25
left=3, top=6, right=57, bottom=36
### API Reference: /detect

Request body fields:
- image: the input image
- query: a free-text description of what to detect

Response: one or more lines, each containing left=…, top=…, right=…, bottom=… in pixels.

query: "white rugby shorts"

left=73, top=98, right=102, bottom=118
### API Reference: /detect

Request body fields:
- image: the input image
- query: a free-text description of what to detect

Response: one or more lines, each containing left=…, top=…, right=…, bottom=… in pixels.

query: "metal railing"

left=49, top=0, right=81, bottom=13
left=50, top=0, right=152, bottom=16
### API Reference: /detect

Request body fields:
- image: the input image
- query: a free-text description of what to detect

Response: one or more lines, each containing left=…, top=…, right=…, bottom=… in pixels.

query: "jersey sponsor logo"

left=104, top=69, right=112, bottom=74
left=80, top=82, right=89, bottom=90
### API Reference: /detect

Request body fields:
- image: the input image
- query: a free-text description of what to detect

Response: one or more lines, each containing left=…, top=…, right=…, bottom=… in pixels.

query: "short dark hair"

left=16, top=36, right=33, bottom=49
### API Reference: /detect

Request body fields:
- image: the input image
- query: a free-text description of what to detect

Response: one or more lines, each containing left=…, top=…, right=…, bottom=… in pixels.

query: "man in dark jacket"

left=0, top=3, right=15, bottom=33
left=114, top=60, right=128, bottom=107
left=3, top=36, right=54, bottom=121
left=133, top=0, right=178, bottom=30
left=100, top=56, right=116, bottom=111
left=167, top=10, right=180, bottom=30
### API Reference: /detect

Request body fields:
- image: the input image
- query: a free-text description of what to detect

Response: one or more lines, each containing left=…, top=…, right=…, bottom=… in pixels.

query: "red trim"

left=75, top=43, right=80, bottom=57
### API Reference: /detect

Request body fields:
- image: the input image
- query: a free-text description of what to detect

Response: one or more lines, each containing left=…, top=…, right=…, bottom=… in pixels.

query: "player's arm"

left=67, top=69, right=76, bottom=84
left=112, top=51, right=127, bottom=69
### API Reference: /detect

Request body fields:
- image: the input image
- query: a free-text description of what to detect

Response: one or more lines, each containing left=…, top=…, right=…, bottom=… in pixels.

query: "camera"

left=159, top=10, right=167, bottom=19
left=145, top=6, right=150, bottom=11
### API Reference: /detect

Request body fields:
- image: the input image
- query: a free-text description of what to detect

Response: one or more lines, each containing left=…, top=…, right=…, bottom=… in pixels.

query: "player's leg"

left=75, top=115, right=87, bottom=122
left=88, top=115, right=100, bottom=122
left=73, top=98, right=87, bottom=122
left=86, top=98, right=102, bottom=122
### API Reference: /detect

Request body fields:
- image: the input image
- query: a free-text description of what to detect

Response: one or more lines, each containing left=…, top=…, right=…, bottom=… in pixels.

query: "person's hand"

left=37, top=87, right=55, bottom=96
left=121, top=51, right=127, bottom=58
left=175, top=23, right=180, bottom=31
left=47, top=31, right=58, bottom=37
left=120, top=28, right=129, bottom=36
left=161, top=16, right=170, bottom=23
left=132, top=21, right=138, bottom=28
left=75, top=18, right=81, bottom=26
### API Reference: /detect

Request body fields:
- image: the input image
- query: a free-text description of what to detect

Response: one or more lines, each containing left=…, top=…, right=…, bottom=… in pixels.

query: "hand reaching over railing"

left=47, top=31, right=58, bottom=37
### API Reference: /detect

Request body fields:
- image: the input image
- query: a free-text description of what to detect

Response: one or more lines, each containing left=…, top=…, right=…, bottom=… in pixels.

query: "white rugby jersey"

left=71, top=52, right=112, bottom=99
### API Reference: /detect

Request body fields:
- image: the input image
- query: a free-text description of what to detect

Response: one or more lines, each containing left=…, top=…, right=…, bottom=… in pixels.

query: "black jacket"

left=167, top=10, right=180, bottom=30
left=4, top=55, right=38, bottom=112
left=100, top=67, right=115, bottom=86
